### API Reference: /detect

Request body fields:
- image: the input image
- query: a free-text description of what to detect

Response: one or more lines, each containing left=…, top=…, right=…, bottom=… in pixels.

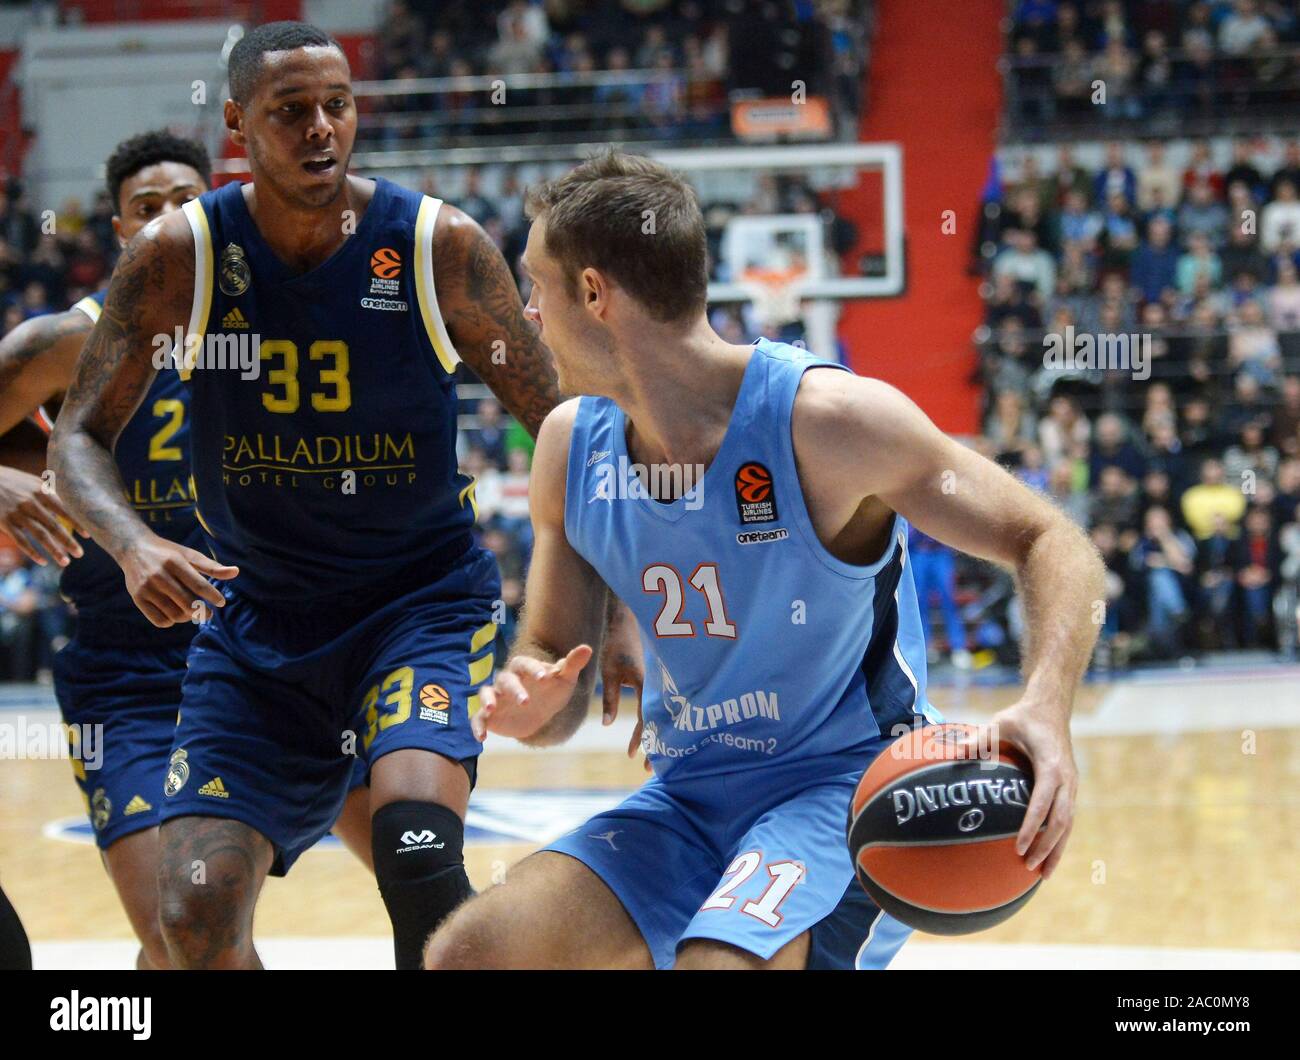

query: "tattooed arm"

left=434, top=206, right=646, bottom=734
left=0, top=307, right=97, bottom=565
left=434, top=205, right=561, bottom=436
left=0, top=307, right=93, bottom=435
left=48, top=212, right=236, bottom=627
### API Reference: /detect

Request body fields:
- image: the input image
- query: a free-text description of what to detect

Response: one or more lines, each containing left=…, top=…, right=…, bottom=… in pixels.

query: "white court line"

left=31, top=937, right=1300, bottom=970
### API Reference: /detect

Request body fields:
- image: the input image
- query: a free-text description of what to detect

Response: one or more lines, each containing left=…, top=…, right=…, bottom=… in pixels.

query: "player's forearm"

left=48, top=426, right=152, bottom=559
left=442, top=219, right=562, bottom=437
left=0, top=315, right=82, bottom=435
left=1013, top=519, right=1106, bottom=718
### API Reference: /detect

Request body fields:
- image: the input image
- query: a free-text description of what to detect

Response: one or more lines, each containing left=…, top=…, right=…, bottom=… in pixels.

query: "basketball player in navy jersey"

left=0, top=131, right=374, bottom=968
left=424, top=152, right=1104, bottom=970
left=50, top=23, right=639, bottom=970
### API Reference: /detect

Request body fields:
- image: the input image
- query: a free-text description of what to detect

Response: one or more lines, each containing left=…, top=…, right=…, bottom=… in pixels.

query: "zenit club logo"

left=734, top=461, right=778, bottom=524
left=370, top=247, right=402, bottom=279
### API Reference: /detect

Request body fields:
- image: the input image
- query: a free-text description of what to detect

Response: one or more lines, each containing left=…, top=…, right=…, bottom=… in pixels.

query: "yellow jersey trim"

left=469, top=619, right=497, bottom=655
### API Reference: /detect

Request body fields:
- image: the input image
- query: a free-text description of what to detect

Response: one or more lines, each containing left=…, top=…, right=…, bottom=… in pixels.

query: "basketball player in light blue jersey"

left=424, top=151, right=1104, bottom=970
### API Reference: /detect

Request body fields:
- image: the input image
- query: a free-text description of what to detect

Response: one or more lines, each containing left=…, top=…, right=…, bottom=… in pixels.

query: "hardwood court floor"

left=2, top=664, right=1298, bottom=966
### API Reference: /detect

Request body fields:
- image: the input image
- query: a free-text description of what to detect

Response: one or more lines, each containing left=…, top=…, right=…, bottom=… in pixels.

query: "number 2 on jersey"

left=642, top=562, right=736, bottom=639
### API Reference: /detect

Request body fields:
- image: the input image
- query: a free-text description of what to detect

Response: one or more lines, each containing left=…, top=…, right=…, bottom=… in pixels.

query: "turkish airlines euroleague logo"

left=735, top=461, right=778, bottom=524
left=370, top=247, right=402, bottom=279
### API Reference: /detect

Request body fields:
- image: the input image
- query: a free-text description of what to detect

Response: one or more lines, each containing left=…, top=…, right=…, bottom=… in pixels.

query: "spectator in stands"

left=1233, top=503, right=1281, bottom=646
left=488, top=8, right=545, bottom=75
left=993, top=228, right=1056, bottom=300
left=1147, top=417, right=1191, bottom=492
left=1133, top=504, right=1196, bottom=657
left=1091, top=465, right=1140, bottom=529
left=1091, top=412, right=1147, bottom=481
left=1225, top=138, right=1267, bottom=200
left=1182, top=457, right=1249, bottom=538
left=1224, top=419, right=1281, bottom=483
left=1195, top=511, right=1239, bottom=647
left=1261, top=178, right=1300, bottom=252
left=1271, top=140, right=1300, bottom=198
left=907, top=525, right=969, bottom=667
left=1274, top=456, right=1300, bottom=524
left=985, top=389, right=1037, bottom=458
left=462, top=446, right=500, bottom=524
left=1273, top=375, right=1300, bottom=453
left=1183, top=140, right=1224, bottom=199
left=482, top=447, right=533, bottom=557
left=1095, top=142, right=1137, bottom=206
left=1130, top=213, right=1179, bottom=302
left=1048, top=458, right=1090, bottom=524
left=0, top=547, right=38, bottom=681
left=1229, top=299, right=1282, bottom=384
left=1220, top=224, right=1267, bottom=289
left=1053, top=144, right=1093, bottom=204
left=1176, top=231, right=1223, bottom=295
left=457, top=168, right=500, bottom=228
left=464, top=396, right=509, bottom=466
left=643, top=49, right=687, bottom=136
left=1178, top=180, right=1228, bottom=247
left=1038, top=393, right=1090, bottom=465
left=1219, top=0, right=1272, bottom=57
left=1056, top=187, right=1100, bottom=247
left=1053, top=38, right=1095, bottom=120
left=1091, top=522, right=1133, bottom=663
left=1267, top=258, right=1300, bottom=332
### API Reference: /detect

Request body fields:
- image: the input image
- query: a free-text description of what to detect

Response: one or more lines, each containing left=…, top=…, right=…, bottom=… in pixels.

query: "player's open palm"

left=119, top=534, right=238, bottom=628
left=0, top=466, right=84, bottom=567
left=472, top=644, right=594, bottom=742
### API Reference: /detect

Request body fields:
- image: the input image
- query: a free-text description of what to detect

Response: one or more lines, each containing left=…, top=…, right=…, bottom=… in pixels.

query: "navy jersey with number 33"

left=177, top=179, right=475, bottom=605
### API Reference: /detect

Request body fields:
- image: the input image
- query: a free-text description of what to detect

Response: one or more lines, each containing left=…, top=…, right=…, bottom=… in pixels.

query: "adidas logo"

left=221, top=308, right=249, bottom=330
left=123, top=795, right=153, bottom=816
left=197, top=777, right=230, bottom=799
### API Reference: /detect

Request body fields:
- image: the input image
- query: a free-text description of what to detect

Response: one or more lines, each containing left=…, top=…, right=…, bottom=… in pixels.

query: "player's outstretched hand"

left=119, top=534, right=239, bottom=628
left=471, top=644, right=594, bottom=742
left=0, top=466, right=84, bottom=567
left=980, top=702, right=1078, bottom=880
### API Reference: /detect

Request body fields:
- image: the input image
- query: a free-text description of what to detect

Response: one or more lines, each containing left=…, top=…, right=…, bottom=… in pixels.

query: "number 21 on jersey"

left=642, top=562, right=736, bottom=639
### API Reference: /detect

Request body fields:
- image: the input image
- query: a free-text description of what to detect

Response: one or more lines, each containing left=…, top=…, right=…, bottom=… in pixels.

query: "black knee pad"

left=371, top=801, right=474, bottom=970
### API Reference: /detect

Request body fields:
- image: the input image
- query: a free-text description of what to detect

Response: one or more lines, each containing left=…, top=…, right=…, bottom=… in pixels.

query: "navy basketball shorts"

left=161, top=545, right=500, bottom=875
left=53, top=634, right=192, bottom=851
left=546, top=740, right=913, bottom=969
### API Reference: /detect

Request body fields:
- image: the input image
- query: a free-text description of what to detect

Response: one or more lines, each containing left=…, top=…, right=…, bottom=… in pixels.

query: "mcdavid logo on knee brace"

left=398, top=830, right=446, bottom=852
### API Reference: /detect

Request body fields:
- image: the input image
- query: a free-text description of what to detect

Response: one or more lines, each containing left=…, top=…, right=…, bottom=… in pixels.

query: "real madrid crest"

left=91, top=788, right=111, bottom=831
left=219, top=243, right=251, bottom=297
left=165, top=748, right=190, bottom=797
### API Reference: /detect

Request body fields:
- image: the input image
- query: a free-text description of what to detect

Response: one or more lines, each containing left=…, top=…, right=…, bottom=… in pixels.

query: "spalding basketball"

left=847, top=722, right=1041, bottom=935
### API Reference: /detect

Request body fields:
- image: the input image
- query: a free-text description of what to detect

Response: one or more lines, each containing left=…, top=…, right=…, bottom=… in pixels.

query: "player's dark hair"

left=524, top=149, right=708, bottom=324
left=105, top=131, right=212, bottom=212
left=228, top=21, right=344, bottom=104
